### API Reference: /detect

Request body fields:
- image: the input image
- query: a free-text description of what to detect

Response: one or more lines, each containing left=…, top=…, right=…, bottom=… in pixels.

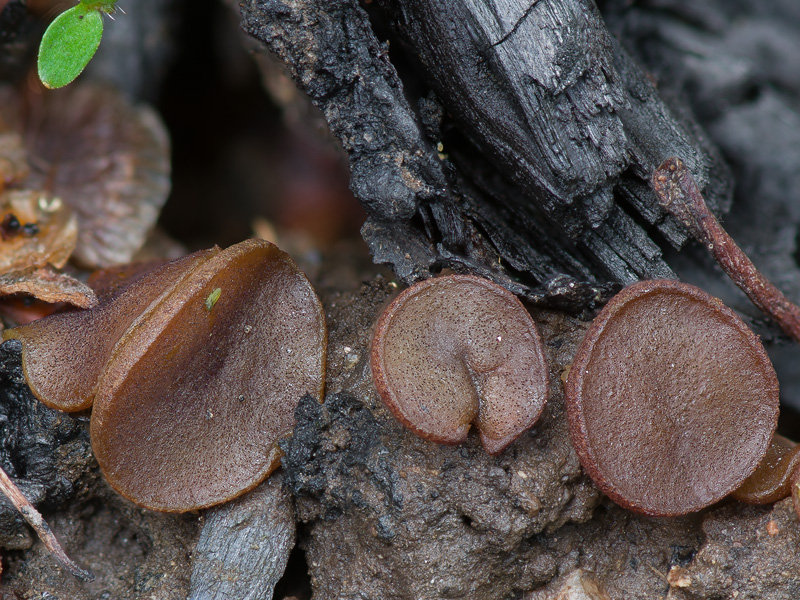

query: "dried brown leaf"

left=0, top=266, right=96, bottom=308
left=0, top=189, right=78, bottom=272
left=18, top=84, right=170, bottom=268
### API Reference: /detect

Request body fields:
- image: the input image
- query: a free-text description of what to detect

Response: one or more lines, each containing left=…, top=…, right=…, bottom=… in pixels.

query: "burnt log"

left=240, top=0, right=733, bottom=311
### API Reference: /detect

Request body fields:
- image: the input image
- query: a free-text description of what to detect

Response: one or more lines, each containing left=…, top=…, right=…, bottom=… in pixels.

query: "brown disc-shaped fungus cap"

left=371, top=274, right=549, bottom=455
left=90, top=239, right=326, bottom=512
left=565, top=280, right=779, bottom=516
left=732, top=435, right=800, bottom=505
left=4, top=248, right=218, bottom=411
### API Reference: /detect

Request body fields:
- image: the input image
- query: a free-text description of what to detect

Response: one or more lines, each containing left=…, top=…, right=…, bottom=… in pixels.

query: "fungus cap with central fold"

left=565, top=279, right=779, bottom=516
left=5, top=239, right=327, bottom=513
left=371, top=274, right=549, bottom=455
left=90, top=239, right=327, bottom=512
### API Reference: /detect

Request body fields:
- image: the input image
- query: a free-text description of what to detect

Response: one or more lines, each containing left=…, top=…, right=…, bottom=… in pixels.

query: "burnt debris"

left=0, top=339, right=94, bottom=549
left=240, top=0, right=732, bottom=310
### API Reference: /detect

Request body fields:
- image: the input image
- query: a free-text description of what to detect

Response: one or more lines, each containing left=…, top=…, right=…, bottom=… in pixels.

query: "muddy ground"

left=1, top=241, right=799, bottom=599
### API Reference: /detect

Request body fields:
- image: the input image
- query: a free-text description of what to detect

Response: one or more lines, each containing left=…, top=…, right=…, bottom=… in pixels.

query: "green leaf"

left=205, top=288, right=222, bottom=311
left=79, top=0, right=117, bottom=12
left=38, top=5, right=104, bottom=89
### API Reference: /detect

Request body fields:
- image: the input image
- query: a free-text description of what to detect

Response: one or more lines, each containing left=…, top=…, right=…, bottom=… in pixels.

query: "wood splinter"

left=653, top=157, right=800, bottom=343
left=0, top=466, right=94, bottom=581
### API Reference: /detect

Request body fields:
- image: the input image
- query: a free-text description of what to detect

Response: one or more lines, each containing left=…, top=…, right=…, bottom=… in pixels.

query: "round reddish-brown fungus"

left=371, top=274, right=549, bottom=455
left=565, top=279, right=779, bottom=516
left=4, top=238, right=326, bottom=513
left=90, top=239, right=326, bottom=512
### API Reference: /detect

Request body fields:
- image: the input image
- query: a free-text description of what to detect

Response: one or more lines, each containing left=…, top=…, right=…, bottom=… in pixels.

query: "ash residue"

left=525, top=497, right=800, bottom=600
left=3, top=490, right=200, bottom=599
left=281, top=392, right=390, bottom=523
left=668, top=499, right=800, bottom=600
left=0, top=339, right=95, bottom=549
left=526, top=501, right=704, bottom=599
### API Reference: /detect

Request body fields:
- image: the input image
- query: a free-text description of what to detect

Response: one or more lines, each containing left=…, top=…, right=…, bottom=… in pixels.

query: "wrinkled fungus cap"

left=90, top=239, right=327, bottom=512
left=565, top=279, right=779, bottom=516
left=5, top=239, right=326, bottom=512
left=371, top=274, right=549, bottom=455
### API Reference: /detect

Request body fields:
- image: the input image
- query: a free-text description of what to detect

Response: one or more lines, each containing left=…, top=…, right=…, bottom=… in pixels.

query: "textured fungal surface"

left=733, top=435, right=800, bottom=505
left=566, top=279, right=779, bottom=516
left=4, top=249, right=218, bottom=412
left=371, top=274, right=549, bottom=454
left=90, top=239, right=327, bottom=511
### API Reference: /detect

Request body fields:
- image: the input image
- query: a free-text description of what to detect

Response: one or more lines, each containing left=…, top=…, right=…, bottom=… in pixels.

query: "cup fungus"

left=371, top=274, right=549, bottom=455
left=732, top=435, right=800, bottom=506
left=11, top=84, right=171, bottom=268
left=5, top=248, right=218, bottom=412
left=565, top=279, right=779, bottom=517
left=4, top=238, right=327, bottom=512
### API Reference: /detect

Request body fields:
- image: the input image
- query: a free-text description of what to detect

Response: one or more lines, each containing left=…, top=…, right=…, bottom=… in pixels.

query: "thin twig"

left=0, top=465, right=94, bottom=581
left=652, top=157, right=800, bottom=343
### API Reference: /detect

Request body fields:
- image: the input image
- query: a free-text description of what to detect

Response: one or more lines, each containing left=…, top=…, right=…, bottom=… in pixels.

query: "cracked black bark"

left=240, top=0, right=732, bottom=311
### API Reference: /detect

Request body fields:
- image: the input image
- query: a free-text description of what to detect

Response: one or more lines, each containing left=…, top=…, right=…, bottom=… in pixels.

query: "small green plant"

left=37, top=0, right=118, bottom=89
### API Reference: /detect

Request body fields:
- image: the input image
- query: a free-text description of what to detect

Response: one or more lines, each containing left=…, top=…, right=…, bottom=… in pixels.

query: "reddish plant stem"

left=653, top=157, right=800, bottom=343
left=793, top=467, right=800, bottom=521
left=0, top=466, right=94, bottom=581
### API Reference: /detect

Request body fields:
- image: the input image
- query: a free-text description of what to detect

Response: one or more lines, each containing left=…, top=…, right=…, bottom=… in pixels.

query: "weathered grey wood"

left=188, top=474, right=295, bottom=600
